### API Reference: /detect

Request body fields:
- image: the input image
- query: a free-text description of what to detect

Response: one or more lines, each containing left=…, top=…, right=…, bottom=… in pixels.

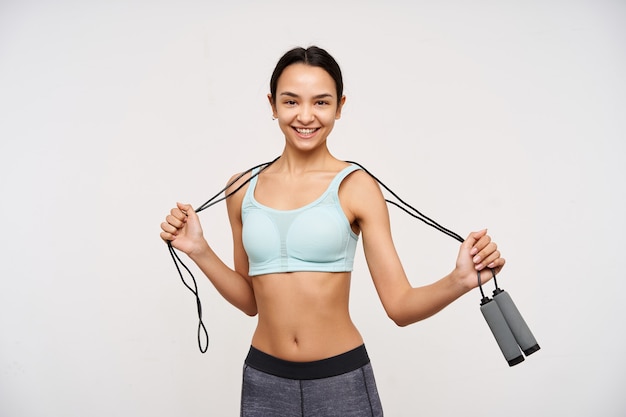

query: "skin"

left=160, top=63, right=505, bottom=362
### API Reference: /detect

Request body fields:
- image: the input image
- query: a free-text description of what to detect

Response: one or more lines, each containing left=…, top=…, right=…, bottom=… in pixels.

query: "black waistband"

left=245, top=345, right=370, bottom=380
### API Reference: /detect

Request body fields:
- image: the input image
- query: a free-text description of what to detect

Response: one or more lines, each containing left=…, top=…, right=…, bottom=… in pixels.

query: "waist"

left=245, top=344, right=370, bottom=380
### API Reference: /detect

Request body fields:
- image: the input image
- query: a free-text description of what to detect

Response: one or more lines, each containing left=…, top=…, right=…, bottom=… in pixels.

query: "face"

left=269, top=63, right=346, bottom=152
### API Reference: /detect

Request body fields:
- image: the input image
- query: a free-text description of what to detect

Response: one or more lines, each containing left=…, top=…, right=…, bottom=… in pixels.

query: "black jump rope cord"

left=166, top=156, right=498, bottom=353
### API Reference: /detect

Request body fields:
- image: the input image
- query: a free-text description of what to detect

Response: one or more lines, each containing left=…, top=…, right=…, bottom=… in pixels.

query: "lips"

left=294, top=127, right=319, bottom=135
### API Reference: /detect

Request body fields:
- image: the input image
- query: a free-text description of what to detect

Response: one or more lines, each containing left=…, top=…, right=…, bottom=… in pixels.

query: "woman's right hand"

left=160, top=202, right=207, bottom=256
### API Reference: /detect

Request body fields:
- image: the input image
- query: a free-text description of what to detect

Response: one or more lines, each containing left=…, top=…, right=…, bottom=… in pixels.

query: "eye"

left=316, top=100, right=330, bottom=106
left=283, top=100, right=297, bottom=106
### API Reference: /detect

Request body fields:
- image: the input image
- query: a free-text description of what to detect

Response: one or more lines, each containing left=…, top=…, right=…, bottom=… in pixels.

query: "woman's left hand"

left=455, top=229, right=505, bottom=289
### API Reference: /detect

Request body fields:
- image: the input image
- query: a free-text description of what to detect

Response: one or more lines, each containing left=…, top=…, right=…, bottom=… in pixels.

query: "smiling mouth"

left=293, top=127, right=319, bottom=135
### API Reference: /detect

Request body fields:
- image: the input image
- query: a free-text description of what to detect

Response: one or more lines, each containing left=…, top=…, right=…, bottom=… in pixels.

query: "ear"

left=267, top=94, right=278, bottom=118
left=335, top=95, right=347, bottom=120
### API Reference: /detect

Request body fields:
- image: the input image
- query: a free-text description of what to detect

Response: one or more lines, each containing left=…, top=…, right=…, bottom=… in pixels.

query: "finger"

left=490, top=258, right=506, bottom=275
left=475, top=249, right=501, bottom=271
left=170, top=207, right=187, bottom=222
left=484, top=258, right=506, bottom=274
left=473, top=241, right=497, bottom=266
left=161, top=221, right=179, bottom=235
left=474, top=234, right=492, bottom=252
left=166, top=214, right=185, bottom=229
left=177, top=202, right=194, bottom=217
left=160, top=230, right=175, bottom=241
left=462, top=229, right=487, bottom=250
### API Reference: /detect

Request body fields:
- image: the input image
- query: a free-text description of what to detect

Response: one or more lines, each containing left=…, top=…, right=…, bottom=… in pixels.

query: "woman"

left=160, top=46, right=505, bottom=416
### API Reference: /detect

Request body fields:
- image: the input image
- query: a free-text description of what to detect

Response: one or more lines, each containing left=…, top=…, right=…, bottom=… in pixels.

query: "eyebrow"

left=279, top=91, right=334, bottom=99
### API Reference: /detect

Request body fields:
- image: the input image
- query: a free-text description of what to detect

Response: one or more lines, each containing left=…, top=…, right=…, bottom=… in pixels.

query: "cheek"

left=321, top=111, right=339, bottom=124
left=278, top=121, right=292, bottom=134
left=277, top=106, right=298, bottom=118
left=313, top=107, right=337, bottom=121
left=277, top=119, right=296, bottom=137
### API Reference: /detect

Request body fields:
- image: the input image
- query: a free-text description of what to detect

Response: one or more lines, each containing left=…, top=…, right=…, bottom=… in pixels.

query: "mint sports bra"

left=241, top=165, right=361, bottom=276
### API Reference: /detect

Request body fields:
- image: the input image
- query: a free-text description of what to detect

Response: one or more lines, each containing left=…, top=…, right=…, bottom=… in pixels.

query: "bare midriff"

left=250, top=271, right=364, bottom=362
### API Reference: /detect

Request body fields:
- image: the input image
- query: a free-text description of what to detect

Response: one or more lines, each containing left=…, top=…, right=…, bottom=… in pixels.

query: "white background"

left=1, top=1, right=625, bottom=416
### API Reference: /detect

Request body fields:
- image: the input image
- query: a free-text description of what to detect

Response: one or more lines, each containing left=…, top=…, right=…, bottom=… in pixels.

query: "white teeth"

left=296, top=128, right=317, bottom=134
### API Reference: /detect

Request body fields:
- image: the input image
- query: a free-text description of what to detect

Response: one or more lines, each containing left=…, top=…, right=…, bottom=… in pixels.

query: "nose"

left=297, top=104, right=315, bottom=124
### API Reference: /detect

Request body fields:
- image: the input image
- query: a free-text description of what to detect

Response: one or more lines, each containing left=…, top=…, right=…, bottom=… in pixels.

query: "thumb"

left=176, top=202, right=199, bottom=223
left=176, top=202, right=194, bottom=214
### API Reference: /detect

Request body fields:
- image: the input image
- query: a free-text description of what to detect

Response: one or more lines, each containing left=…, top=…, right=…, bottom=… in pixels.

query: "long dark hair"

left=269, top=46, right=344, bottom=105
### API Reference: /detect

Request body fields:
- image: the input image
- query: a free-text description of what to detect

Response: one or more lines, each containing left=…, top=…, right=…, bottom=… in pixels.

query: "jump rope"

left=166, top=156, right=539, bottom=366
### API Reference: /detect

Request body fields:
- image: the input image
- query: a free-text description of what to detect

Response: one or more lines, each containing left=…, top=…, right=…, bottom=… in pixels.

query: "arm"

left=346, top=172, right=505, bottom=327
left=159, top=174, right=257, bottom=316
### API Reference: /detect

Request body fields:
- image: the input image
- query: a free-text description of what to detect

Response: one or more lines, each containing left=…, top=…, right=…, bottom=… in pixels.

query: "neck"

left=274, top=146, right=337, bottom=174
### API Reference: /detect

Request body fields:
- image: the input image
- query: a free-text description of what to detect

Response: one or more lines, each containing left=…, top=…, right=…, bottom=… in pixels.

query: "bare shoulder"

left=340, top=166, right=388, bottom=221
left=342, top=166, right=384, bottom=198
left=226, top=170, right=252, bottom=192
left=225, top=170, right=252, bottom=213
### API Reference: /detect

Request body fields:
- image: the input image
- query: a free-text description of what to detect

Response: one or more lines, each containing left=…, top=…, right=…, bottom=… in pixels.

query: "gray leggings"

left=240, top=346, right=383, bottom=416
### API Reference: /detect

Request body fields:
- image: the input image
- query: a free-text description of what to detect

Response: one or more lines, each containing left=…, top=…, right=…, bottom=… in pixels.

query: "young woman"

left=160, top=46, right=505, bottom=416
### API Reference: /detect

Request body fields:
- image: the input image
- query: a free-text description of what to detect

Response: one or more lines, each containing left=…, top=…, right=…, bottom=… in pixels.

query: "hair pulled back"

left=269, top=46, right=343, bottom=104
